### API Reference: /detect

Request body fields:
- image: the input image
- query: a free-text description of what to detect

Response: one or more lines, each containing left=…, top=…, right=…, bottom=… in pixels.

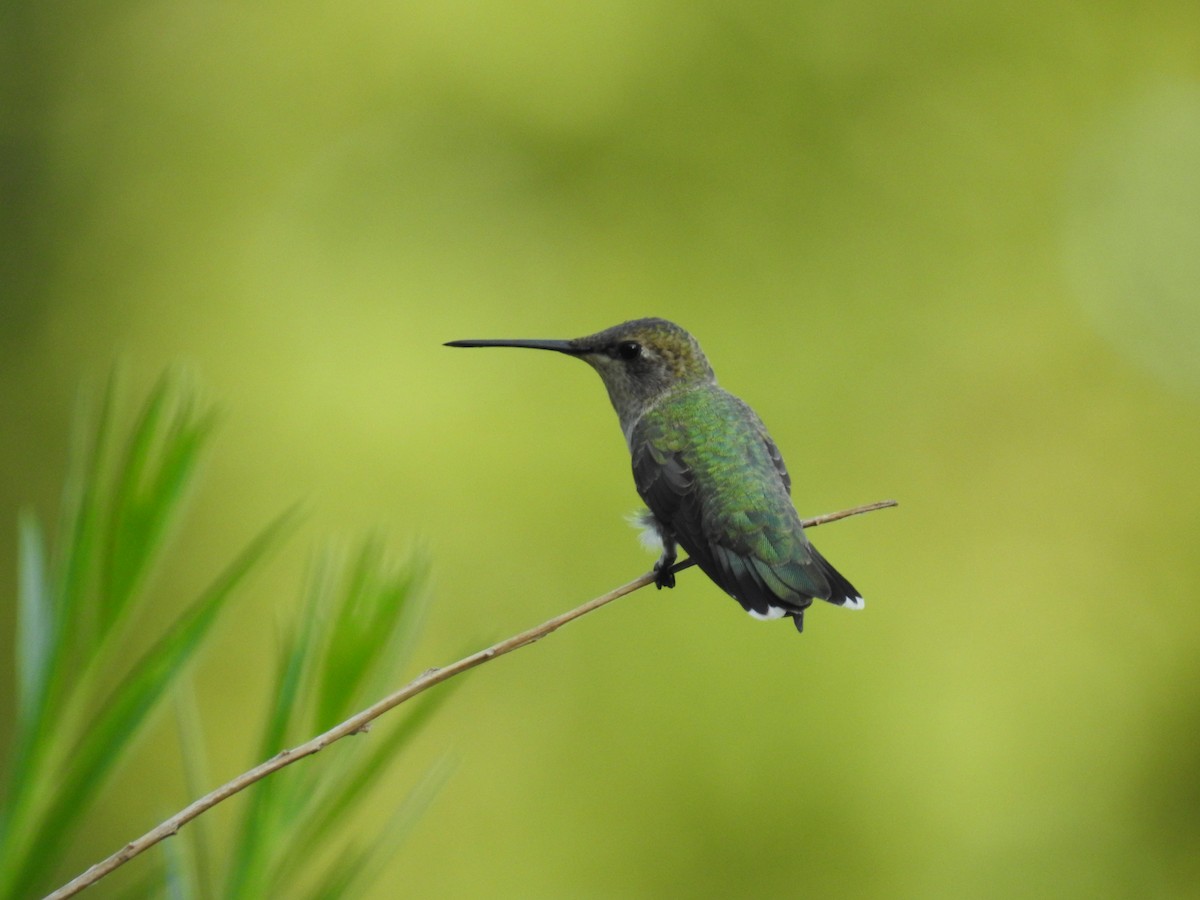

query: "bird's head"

left=446, top=317, right=715, bottom=437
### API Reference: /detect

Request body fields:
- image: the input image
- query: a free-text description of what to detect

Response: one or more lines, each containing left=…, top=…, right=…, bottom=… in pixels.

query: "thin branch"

left=45, top=499, right=897, bottom=899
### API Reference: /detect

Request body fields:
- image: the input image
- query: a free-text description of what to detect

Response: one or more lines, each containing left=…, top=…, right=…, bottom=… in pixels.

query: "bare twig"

left=45, top=499, right=897, bottom=899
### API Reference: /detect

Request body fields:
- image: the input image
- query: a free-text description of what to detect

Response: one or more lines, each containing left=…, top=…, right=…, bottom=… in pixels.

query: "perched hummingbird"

left=446, top=318, right=862, bottom=633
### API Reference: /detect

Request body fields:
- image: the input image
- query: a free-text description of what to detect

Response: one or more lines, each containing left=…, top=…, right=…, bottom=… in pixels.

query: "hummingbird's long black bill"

left=444, top=338, right=578, bottom=354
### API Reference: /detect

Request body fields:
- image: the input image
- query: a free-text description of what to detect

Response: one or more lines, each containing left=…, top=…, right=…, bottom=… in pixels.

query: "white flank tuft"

left=626, top=510, right=664, bottom=553
left=842, top=596, right=865, bottom=610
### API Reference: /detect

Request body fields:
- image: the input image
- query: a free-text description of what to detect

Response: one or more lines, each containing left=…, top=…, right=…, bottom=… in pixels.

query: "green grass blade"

left=54, top=369, right=121, bottom=656
left=266, top=550, right=437, bottom=885
left=162, top=834, right=198, bottom=900
left=101, top=373, right=217, bottom=636
left=223, top=540, right=442, bottom=897
left=327, top=681, right=455, bottom=827
left=0, top=377, right=121, bottom=886
left=8, top=508, right=300, bottom=899
left=313, top=539, right=381, bottom=730
left=0, top=514, right=56, bottom=857
left=315, top=538, right=397, bottom=729
left=173, top=682, right=215, bottom=900
left=225, top=548, right=330, bottom=899
left=301, top=756, right=454, bottom=900
left=315, top=542, right=427, bottom=731
left=2, top=372, right=220, bottom=894
left=276, top=682, right=458, bottom=880
left=98, top=372, right=171, bottom=630
left=15, top=511, right=54, bottom=733
left=52, top=375, right=219, bottom=752
left=302, top=842, right=373, bottom=900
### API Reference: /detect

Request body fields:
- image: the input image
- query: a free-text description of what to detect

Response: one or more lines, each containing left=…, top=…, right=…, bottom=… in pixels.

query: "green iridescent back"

left=631, top=384, right=834, bottom=611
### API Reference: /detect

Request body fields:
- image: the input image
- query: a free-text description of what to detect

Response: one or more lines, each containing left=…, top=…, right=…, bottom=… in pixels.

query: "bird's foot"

left=653, top=556, right=677, bottom=590
left=653, top=564, right=676, bottom=590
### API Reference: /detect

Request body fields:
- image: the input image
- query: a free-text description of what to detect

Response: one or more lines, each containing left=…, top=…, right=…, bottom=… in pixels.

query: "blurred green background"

left=4, top=1, right=1200, bottom=896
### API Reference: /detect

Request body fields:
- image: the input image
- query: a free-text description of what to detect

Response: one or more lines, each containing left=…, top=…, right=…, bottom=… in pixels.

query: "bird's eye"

left=616, top=341, right=642, bottom=360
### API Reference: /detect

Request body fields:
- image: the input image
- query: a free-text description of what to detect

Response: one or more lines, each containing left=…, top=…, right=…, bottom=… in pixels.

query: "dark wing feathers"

left=632, top=441, right=708, bottom=558
left=810, top=545, right=863, bottom=609
left=759, top=429, right=791, bottom=493
left=630, top=391, right=862, bottom=624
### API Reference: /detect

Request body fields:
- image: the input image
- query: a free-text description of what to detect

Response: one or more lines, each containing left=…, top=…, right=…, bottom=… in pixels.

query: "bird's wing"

left=742, top=412, right=863, bottom=609
left=699, top=461, right=862, bottom=612
left=758, top=428, right=791, bottom=493
left=630, top=395, right=861, bottom=618
left=705, top=509, right=831, bottom=614
left=630, top=414, right=825, bottom=618
left=631, top=432, right=709, bottom=557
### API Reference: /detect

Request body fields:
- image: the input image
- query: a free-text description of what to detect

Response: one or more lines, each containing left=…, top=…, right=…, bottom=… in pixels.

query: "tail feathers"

left=812, top=547, right=864, bottom=610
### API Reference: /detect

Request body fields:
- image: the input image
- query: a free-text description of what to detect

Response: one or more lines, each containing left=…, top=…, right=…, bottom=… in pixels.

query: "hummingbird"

left=445, top=317, right=862, bottom=633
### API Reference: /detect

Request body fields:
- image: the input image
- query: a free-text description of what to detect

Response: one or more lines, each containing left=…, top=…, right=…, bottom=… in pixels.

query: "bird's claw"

left=653, top=562, right=676, bottom=590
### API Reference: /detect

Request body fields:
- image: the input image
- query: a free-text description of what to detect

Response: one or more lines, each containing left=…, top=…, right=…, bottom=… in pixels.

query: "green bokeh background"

left=4, top=2, right=1200, bottom=896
